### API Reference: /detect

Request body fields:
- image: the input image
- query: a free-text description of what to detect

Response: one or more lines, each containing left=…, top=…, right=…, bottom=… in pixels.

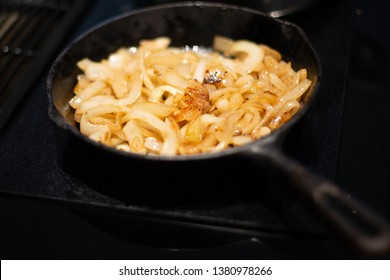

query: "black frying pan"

left=46, top=2, right=390, bottom=257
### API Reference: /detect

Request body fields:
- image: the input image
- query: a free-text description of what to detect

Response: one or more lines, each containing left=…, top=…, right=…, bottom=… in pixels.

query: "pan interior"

left=48, top=3, right=320, bottom=158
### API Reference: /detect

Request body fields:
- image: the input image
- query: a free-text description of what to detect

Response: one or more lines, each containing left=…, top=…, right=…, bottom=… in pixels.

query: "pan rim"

left=46, top=1, right=322, bottom=162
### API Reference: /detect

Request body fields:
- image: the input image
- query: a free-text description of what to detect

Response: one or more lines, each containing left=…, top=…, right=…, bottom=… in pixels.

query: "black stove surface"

left=0, top=0, right=389, bottom=259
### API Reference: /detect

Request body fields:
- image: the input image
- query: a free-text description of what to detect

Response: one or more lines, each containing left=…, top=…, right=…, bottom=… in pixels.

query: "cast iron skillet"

left=47, top=2, right=390, bottom=256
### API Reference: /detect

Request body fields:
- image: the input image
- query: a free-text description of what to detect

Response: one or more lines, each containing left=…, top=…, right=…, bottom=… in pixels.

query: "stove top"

left=0, top=0, right=388, bottom=259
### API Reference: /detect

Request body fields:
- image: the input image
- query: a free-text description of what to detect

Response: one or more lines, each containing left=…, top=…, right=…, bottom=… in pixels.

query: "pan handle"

left=245, top=147, right=390, bottom=257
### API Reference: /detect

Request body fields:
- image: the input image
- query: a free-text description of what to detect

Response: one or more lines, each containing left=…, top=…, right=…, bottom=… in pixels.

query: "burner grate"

left=0, top=0, right=92, bottom=129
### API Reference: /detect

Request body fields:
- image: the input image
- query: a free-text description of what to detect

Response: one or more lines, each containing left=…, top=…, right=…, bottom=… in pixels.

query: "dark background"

left=0, top=0, right=389, bottom=259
